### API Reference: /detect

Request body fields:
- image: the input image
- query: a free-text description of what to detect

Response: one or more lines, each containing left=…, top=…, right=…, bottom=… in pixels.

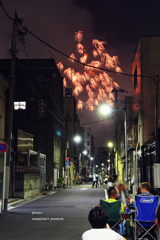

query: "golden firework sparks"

left=57, top=31, right=122, bottom=111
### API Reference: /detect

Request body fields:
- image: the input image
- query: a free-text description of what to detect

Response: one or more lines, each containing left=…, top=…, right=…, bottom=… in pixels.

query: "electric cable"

left=0, top=0, right=13, bottom=21
left=16, top=58, right=64, bottom=126
left=21, top=42, right=65, bottom=120
left=24, top=27, right=152, bottom=79
left=0, top=2, right=156, bottom=80
left=20, top=40, right=65, bottom=119
left=81, top=116, right=114, bottom=126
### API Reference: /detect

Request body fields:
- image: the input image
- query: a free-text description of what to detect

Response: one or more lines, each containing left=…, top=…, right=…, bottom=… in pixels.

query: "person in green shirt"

left=105, top=187, right=124, bottom=213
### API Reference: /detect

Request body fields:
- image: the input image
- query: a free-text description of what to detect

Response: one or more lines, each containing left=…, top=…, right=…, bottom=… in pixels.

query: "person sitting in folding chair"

left=82, top=206, right=126, bottom=240
left=139, top=182, right=153, bottom=197
left=134, top=194, right=159, bottom=240
left=105, top=187, right=124, bottom=213
left=99, top=187, right=125, bottom=235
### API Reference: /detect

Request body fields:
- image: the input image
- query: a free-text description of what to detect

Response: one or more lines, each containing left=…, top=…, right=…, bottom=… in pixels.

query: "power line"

left=0, top=2, right=154, bottom=80
left=21, top=42, right=65, bottom=120
left=0, top=0, right=13, bottom=21
left=24, top=27, right=152, bottom=79
left=81, top=117, right=114, bottom=126
left=16, top=58, right=64, bottom=126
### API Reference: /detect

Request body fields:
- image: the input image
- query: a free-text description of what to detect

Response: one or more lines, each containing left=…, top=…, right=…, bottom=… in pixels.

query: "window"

left=134, top=66, right=137, bottom=90
left=88, top=141, right=90, bottom=146
left=88, top=150, right=90, bottom=154
left=87, top=132, right=90, bottom=137
left=14, top=102, right=26, bottom=110
left=38, top=99, right=46, bottom=118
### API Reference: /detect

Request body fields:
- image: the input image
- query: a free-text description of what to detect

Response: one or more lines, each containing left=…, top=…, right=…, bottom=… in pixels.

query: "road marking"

left=80, top=188, right=88, bottom=190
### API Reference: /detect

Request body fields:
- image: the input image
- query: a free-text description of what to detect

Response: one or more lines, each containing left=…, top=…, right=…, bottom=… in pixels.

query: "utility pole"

left=112, top=88, right=124, bottom=175
left=154, top=76, right=159, bottom=164
left=2, top=12, right=18, bottom=212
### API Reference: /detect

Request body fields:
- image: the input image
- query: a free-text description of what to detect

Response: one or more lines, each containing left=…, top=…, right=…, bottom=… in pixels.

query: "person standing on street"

left=92, top=172, right=98, bottom=188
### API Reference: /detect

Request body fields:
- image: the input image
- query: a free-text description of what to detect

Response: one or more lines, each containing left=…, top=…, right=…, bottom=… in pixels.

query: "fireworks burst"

left=57, top=30, right=122, bottom=111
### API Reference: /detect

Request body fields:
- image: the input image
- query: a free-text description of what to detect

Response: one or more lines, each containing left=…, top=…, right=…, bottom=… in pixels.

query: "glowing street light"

left=108, top=142, right=113, bottom=148
left=83, top=150, right=87, bottom=155
left=90, top=157, right=93, bottom=160
left=99, top=104, right=112, bottom=115
left=99, top=104, right=128, bottom=188
left=74, top=135, right=82, bottom=143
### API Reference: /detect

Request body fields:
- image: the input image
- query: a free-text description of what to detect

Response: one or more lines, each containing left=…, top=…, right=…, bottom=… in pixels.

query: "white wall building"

left=84, top=128, right=92, bottom=158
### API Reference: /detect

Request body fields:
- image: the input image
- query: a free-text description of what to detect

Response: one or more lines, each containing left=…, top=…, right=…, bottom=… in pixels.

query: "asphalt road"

left=0, top=184, right=105, bottom=240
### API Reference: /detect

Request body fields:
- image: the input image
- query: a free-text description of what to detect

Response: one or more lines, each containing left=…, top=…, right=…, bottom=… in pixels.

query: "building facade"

left=132, top=36, right=160, bottom=187
left=0, top=58, right=64, bottom=190
left=63, top=88, right=84, bottom=181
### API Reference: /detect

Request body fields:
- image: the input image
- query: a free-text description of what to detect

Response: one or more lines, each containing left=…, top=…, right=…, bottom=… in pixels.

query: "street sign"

left=66, top=157, right=70, bottom=165
left=0, top=142, right=8, bottom=153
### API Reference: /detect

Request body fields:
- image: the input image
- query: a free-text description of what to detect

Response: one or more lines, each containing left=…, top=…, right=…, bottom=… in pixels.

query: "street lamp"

left=82, top=150, right=87, bottom=178
left=99, top=104, right=112, bottom=115
left=108, top=142, right=113, bottom=148
left=107, top=141, right=115, bottom=174
left=99, top=104, right=128, bottom=190
left=73, top=135, right=82, bottom=143
left=83, top=150, right=87, bottom=155
left=65, top=135, right=83, bottom=188
left=90, top=157, right=94, bottom=175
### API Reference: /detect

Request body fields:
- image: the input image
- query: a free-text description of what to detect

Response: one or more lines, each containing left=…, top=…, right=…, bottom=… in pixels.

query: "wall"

left=0, top=58, right=64, bottom=189
left=132, top=37, right=160, bottom=145
left=14, top=172, right=40, bottom=199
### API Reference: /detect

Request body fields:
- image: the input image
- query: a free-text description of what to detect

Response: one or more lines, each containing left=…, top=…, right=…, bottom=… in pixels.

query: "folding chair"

left=134, top=195, right=159, bottom=240
left=100, top=199, right=123, bottom=233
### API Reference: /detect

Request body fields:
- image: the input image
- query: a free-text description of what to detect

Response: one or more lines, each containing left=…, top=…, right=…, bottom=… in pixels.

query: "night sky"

left=1, top=0, right=160, bottom=151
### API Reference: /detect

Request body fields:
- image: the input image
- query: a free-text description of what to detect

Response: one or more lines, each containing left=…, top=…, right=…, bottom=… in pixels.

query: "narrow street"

left=0, top=184, right=105, bottom=240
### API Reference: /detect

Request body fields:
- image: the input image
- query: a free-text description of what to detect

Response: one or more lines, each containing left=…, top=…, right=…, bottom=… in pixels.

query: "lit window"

left=14, top=102, right=26, bottom=110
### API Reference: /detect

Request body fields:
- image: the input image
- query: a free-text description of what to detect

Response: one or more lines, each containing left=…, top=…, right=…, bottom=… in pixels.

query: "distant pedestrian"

left=106, top=177, right=113, bottom=189
left=103, top=175, right=108, bottom=189
left=92, top=172, right=98, bottom=188
left=97, top=173, right=101, bottom=187
left=104, top=177, right=113, bottom=200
